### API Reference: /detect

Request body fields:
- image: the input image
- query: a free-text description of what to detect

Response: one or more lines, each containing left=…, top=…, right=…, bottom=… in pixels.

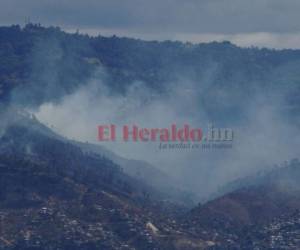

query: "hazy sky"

left=1, top=0, right=300, bottom=48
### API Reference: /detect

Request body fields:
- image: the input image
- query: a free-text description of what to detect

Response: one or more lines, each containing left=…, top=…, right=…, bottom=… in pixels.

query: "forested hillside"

left=1, top=24, right=300, bottom=121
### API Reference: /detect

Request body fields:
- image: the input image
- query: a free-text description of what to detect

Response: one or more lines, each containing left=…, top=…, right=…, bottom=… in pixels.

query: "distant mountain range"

left=1, top=24, right=300, bottom=123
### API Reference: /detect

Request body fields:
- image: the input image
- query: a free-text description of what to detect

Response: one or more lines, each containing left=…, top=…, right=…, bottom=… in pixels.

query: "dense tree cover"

left=1, top=23, right=300, bottom=109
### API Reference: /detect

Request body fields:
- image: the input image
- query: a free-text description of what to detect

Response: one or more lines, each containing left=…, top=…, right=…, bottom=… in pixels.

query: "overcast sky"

left=1, top=0, right=300, bottom=48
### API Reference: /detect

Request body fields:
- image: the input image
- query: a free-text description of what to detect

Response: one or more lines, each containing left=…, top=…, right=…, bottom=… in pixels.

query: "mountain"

left=1, top=24, right=300, bottom=249
left=182, top=161, right=300, bottom=249
left=1, top=24, right=300, bottom=123
left=0, top=106, right=194, bottom=205
left=0, top=108, right=210, bottom=250
left=1, top=109, right=300, bottom=249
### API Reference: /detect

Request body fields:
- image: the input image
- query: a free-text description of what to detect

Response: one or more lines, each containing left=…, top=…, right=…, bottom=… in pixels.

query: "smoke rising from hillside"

left=32, top=64, right=300, bottom=200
